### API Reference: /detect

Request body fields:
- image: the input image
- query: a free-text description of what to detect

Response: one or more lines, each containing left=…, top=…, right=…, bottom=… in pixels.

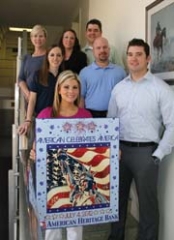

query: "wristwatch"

left=152, top=156, right=160, bottom=165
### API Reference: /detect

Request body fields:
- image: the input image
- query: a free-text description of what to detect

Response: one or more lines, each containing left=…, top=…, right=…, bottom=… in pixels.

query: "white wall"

left=88, top=1, right=174, bottom=240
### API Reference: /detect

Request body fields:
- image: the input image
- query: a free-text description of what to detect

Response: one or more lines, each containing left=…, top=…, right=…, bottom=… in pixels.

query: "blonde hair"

left=52, top=70, right=81, bottom=117
left=30, top=24, right=47, bottom=38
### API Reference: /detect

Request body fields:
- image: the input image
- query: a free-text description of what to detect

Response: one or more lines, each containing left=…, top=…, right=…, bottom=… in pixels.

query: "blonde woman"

left=30, top=70, right=92, bottom=240
left=37, top=70, right=91, bottom=119
left=18, top=24, right=47, bottom=103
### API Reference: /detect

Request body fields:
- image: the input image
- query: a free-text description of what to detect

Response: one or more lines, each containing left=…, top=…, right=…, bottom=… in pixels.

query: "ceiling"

left=0, top=0, right=80, bottom=28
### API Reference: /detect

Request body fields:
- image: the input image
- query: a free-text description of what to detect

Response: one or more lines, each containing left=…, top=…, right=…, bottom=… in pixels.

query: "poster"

left=35, top=118, right=119, bottom=229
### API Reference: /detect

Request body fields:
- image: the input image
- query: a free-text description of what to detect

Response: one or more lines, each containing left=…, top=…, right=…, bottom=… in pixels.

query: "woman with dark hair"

left=59, top=29, right=87, bottom=74
left=18, top=44, right=64, bottom=135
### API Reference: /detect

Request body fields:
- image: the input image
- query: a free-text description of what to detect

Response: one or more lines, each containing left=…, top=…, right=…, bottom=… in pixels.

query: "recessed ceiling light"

left=9, top=27, right=32, bottom=32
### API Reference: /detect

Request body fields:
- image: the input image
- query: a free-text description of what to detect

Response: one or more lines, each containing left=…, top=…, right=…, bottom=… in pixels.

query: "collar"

left=83, top=44, right=93, bottom=51
left=91, top=61, right=115, bottom=69
left=125, top=70, right=152, bottom=82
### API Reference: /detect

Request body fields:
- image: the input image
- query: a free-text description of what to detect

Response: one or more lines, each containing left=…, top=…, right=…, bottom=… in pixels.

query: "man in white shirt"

left=82, top=19, right=123, bottom=66
left=107, top=38, right=174, bottom=240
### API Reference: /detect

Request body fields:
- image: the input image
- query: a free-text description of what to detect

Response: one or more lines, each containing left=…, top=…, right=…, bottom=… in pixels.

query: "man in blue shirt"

left=79, top=37, right=126, bottom=118
left=107, top=38, right=174, bottom=240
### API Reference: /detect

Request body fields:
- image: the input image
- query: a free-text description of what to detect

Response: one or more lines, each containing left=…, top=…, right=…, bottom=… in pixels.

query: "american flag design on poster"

left=46, top=143, right=110, bottom=213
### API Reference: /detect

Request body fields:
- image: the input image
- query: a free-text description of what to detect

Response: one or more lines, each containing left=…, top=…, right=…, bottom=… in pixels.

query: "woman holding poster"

left=31, top=70, right=92, bottom=240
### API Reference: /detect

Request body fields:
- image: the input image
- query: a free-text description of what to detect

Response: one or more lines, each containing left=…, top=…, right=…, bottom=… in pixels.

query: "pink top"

left=37, top=106, right=92, bottom=119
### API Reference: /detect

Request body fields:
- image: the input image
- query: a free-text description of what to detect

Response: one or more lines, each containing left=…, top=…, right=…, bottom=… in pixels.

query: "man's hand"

left=152, top=156, right=160, bottom=165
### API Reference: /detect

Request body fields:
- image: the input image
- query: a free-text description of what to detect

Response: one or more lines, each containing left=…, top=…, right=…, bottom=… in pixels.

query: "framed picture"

left=146, top=0, right=174, bottom=84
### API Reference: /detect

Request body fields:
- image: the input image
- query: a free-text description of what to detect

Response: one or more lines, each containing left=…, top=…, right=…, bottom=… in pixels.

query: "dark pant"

left=108, top=143, right=159, bottom=240
left=86, top=109, right=107, bottom=118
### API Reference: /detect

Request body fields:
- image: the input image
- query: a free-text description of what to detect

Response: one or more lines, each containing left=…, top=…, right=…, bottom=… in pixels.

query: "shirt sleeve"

left=107, top=88, right=118, bottom=118
left=79, top=69, right=87, bottom=98
left=84, top=109, right=92, bottom=118
left=78, top=52, right=87, bottom=73
left=153, top=85, right=174, bottom=160
left=18, top=54, right=28, bottom=82
left=29, top=72, right=39, bottom=92
left=37, top=107, right=52, bottom=118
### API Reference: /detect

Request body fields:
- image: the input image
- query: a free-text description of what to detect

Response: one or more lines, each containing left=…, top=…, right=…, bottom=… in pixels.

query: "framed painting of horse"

left=146, top=0, right=174, bottom=83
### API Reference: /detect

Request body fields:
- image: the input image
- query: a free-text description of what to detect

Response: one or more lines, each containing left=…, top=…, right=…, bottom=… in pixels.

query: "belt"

left=120, top=140, right=156, bottom=147
left=86, top=109, right=107, bottom=118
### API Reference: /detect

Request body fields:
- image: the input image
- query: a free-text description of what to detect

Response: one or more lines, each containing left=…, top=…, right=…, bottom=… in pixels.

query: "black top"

left=63, top=50, right=87, bottom=74
left=29, top=71, right=59, bottom=115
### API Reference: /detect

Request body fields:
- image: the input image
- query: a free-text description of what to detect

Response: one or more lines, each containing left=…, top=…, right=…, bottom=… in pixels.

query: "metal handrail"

left=9, top=36, right=29, bottom=240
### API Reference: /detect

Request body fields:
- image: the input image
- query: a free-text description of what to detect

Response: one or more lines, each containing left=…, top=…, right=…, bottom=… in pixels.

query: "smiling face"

left=62, top=31, right=76, bottom=50
left=93, top=37, right=110, bottom=63
left=30, top=29, right=47, bottom=48
left=126, top=46, right=151, bottom=77
left=86, top=24, right=102, bottom=45
left=48, top=46, right=63, bottom=69
left=58, top=78, right=80, bottom=104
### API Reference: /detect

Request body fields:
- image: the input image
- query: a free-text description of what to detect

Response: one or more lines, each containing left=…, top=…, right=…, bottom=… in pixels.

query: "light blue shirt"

left=82, top=44, right=124, bottom=67
left=79, top=62, right=126, bottom=111
left=107, top=71, right=174, bottom=160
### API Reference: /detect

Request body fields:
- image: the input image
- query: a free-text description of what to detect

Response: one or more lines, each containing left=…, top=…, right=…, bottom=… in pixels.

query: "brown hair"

left=38, top=44, right=64, bottom=85
left=58, top=29, right=81, bottom=52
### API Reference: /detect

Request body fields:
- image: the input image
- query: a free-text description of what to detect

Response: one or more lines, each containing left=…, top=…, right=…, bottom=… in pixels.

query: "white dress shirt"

left=107, top=71, right=174, bottom=160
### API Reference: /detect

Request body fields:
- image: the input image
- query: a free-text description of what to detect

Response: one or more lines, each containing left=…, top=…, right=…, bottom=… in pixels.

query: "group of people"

left=18, top=19, right=174, bottom=240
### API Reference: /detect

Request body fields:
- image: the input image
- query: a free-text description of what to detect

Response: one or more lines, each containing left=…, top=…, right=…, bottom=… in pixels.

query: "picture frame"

left=146, top=0, right=174, bottom=84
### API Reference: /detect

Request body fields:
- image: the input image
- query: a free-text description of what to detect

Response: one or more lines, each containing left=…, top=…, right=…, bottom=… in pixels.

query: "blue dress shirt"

left=79, top=62, right=126, bottom=111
